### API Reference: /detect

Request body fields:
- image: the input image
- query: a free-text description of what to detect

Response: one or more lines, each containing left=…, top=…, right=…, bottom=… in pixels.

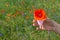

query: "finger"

left=36, top=26, right=45, bottom=30
left=41, top=26, right=45, bottom=30
left=33, top=23, right=39, bottom=26
left=33, top=19, right=39, bottom=26
left=36, top=27, right=43, bottom=30
left=36, top=27, right=39, bottom=30
left=39, top=26, right=45, bottom=30
left=33, top=19, right=36, bottom=23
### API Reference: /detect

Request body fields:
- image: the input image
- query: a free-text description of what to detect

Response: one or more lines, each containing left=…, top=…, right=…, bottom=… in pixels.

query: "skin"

left=33, top=18, right=60, bottom=35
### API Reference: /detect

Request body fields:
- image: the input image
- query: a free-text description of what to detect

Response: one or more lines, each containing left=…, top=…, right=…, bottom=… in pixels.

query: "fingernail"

left=39, top=26, right=42, bottom=29
left=36, top=27, right=38, bottom=30
left=33, top=24, right=35, bottom=26
left=42, top=26, right=44, bottom=30
left=33, top=20, right=35, bottom=22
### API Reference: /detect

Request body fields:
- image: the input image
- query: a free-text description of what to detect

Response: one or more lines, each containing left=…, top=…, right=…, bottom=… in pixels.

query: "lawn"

left=0, top=0, right=60, bottom=40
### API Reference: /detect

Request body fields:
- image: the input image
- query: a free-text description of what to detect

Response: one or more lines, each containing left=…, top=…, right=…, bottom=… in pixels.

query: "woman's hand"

left=33, top=18, right=57, bottom=31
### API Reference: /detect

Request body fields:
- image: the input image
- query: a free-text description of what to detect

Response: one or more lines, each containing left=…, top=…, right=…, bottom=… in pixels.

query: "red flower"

left=34, top=9, right=47, bottom=20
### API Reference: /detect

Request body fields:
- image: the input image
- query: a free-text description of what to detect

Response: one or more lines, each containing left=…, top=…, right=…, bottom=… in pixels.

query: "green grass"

left=0, top=0, right=60, bottom=40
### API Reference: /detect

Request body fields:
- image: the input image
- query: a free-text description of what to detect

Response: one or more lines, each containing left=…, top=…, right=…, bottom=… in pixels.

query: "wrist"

left=52, top=23, right=60, bottom=32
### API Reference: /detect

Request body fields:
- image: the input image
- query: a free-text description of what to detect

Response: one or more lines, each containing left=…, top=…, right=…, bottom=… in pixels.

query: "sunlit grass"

left=0, top=0, right=60, bottom=40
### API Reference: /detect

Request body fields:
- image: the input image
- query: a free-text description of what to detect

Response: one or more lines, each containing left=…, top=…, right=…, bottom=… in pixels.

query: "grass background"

left=0, top=0, right=60, bottom=40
